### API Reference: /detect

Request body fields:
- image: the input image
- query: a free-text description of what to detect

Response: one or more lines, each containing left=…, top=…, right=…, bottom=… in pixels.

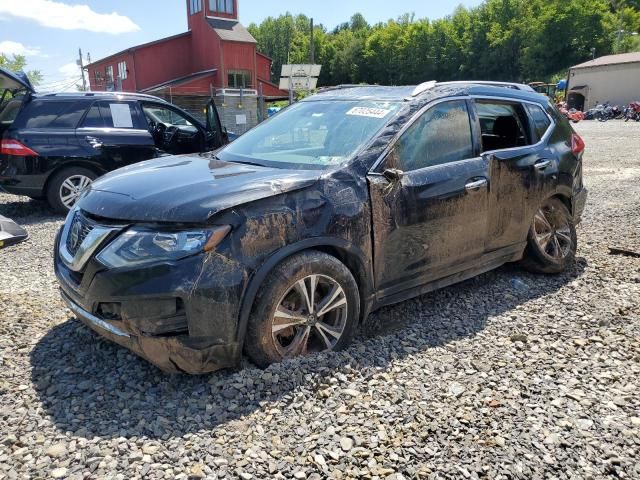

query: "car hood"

left=78, top=154, right=321, bottom=223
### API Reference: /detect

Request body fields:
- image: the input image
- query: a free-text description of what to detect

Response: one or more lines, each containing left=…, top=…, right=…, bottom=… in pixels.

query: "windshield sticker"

left=346, top=107, right=392, bottom=119
left=109, top=103, right=133, bottom=128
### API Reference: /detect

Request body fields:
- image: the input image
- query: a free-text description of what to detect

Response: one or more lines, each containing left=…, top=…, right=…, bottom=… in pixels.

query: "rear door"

left=471, top=98, right=558, bottom=252
left=367, top=98, right=490, bottom=299
left=76, top=100, right=156, bottom=171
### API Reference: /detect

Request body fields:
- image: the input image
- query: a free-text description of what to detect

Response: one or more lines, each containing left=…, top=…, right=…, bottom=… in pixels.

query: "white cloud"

left=0, top=40, right=44, bottom=57
left=58, top=62, right=80, bottom=77
left=0, top=0, right=140, bottom=34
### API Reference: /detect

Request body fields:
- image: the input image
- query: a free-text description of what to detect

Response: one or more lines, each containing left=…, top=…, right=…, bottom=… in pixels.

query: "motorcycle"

left=624, top=101, right=640, bottom=122
left=557, top=102, right=585, bottom=123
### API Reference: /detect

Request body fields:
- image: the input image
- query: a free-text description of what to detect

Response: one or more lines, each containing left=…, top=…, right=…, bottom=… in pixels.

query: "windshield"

left=217, top=100, right=401, bottom=169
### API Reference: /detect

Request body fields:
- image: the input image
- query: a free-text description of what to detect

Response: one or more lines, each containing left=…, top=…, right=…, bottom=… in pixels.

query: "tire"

left=521, top=197, right=577, bottom=274
left=46, top=167, right=97, bottom=214
left=245, top=250, right=360, bottom=368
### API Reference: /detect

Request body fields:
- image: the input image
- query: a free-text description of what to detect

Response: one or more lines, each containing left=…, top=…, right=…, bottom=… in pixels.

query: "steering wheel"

left=163, top=126, right=180, bottom=150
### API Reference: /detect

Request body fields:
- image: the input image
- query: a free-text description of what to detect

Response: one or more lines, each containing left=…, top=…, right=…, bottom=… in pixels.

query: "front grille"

left=66, top=213, right=94, bottom=256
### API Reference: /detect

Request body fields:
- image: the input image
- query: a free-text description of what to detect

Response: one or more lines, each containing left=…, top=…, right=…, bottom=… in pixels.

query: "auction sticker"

left=346, top=107, right=391, bottom=118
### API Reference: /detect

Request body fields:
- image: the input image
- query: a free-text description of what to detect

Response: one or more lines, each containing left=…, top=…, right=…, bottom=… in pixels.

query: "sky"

left=0, top=0, right=483, bottom=91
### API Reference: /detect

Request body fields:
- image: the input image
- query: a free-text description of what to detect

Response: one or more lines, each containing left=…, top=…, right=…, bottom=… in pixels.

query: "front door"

left=76, top=101, right=156, bottom=171
left=367, top=98, right=490, bottom=300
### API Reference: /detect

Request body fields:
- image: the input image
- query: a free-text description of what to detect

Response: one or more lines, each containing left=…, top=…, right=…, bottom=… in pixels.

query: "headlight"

left=96, top=225, right=231, bottom=268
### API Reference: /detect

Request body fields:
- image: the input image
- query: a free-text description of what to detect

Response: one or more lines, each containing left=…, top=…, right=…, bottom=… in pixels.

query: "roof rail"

left=437, top=81, right=536, bottom=92
left=316, top=84, right=378, bottom=93
left=41, top=91, right=165, bottom=101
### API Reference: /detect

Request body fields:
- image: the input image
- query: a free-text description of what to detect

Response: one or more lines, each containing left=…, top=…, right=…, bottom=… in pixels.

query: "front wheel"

left=46, top=167, right=97, bottom=214
left=245, top=251, right=360, bottom=368
left=521, top=197, right=577, bottom=274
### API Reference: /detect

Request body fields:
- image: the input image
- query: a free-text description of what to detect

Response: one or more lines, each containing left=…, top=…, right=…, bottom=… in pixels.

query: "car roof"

left=31, top=91, right=170, bottom=104
left=308, top=82, right=549, bottom=105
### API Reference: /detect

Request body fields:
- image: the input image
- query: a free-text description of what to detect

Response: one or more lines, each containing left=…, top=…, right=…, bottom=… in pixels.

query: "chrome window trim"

left=368, top=95, right=473, bottom=173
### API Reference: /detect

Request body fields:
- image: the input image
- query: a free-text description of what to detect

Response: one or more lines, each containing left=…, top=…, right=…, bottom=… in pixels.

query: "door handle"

left=85, top=136, right=103, bottom=149
left=534, top=159, right=551, bottom=171
left=465, top=177, right=488, bottom=193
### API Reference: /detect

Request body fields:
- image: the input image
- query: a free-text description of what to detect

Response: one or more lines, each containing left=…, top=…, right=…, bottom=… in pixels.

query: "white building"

left=566, top=52, right=640, bottom=111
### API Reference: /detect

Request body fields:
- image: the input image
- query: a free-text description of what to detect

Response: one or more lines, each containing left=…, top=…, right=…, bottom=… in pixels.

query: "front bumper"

left=54, top=229, right=248, bottom=375
left=60, top=291, right=240, bottom=374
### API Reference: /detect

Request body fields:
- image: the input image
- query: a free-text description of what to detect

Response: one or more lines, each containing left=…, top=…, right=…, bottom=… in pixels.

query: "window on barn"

left=227, top=70, right=251, bottom=88
left=105, top=65, right=114, bottom=84
left=117, top=61, right=127, bottom=80
left=190, top=0, right=202, bottom=14
left=94, top=71, right=104, bottom=86
left=210, top=0, right=233, bottom=14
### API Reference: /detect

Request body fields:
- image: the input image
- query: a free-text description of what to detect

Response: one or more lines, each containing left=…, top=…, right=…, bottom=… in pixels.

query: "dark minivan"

left=0, top=67, right=227, bottom=212
left=54, top=82, right=587, bottom=374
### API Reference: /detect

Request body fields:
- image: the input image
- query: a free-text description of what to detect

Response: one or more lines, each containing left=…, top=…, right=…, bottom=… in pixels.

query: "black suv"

left=0, top=67, right=227, bottom=212
left=54, top=82, right=587, bottom=374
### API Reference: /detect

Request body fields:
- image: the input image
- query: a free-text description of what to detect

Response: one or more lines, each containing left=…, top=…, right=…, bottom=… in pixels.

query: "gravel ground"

left=1, top=120, right=639, bottom=480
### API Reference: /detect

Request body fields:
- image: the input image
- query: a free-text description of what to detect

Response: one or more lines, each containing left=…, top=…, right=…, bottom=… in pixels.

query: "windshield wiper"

left=206, top=153, right=266, bottom=168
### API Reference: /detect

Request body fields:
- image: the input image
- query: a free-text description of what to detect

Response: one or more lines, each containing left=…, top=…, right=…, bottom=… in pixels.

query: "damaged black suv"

left=54, top=82, right=587, bottom=374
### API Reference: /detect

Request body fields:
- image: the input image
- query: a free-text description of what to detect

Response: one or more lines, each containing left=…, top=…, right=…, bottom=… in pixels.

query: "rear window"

left=476, top=101, right=531, bottom=152
left=80, top=101, right=145, bottom=129
left=16, top=100, right=88, bottom=129
left=525, top=103, right=552, bottom=140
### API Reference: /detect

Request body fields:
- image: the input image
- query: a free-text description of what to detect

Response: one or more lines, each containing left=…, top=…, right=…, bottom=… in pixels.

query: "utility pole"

left=77, top=48, right=87, bottom=91
left=310, top=18, right=315, bottom=65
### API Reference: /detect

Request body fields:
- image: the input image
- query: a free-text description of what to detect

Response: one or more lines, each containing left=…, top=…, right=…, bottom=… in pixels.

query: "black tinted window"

left=81, top=104, right=104, bottom=128
left=19, top=101, right=87, bottom=129
left=394, top=100, right=473, bottom=171
left=476, top=101, right=530, bottom=152
left=526, top=103, right=552, bottom=140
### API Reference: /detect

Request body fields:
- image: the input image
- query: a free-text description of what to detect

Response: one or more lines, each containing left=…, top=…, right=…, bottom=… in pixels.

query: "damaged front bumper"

left=54, top=230, right=248, bottom=375
left=60, top=291, right=240, bottom=374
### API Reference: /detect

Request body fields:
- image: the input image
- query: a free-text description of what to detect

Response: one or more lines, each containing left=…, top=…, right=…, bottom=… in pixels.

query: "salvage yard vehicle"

left=54, top=81, right=588, bottom=374
left=0, top=67, right=228, bottom=213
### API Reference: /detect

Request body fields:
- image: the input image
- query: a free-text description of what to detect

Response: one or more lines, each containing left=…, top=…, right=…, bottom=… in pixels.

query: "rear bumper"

left=572, top=187, right=588, bottom=224
left=60, top=290, right=240, bottom=374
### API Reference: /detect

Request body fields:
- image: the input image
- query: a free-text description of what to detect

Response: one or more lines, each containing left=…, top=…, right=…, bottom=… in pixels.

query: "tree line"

left=248, top=0, right=640, bottom=87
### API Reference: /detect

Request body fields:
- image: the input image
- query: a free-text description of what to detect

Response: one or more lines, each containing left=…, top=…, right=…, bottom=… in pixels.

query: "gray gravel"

left=1, top=120, right=639, bottom=480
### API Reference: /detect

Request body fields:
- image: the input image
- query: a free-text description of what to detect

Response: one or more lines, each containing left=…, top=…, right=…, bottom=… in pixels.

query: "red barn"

left=85, top=0, right=285, bottom=132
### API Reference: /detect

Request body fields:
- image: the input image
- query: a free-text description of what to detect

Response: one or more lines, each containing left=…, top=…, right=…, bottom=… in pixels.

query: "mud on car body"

left=54, top=82, right=587, bottom=374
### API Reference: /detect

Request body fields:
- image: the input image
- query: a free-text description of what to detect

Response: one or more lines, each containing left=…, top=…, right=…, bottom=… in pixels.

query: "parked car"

left=54, top=82, right=587, bottom=374
left=0, top=67, right=228, bottom=213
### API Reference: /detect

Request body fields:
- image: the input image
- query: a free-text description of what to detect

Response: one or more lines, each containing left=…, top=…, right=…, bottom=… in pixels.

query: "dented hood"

left=78, top=155, right=321, bottom=223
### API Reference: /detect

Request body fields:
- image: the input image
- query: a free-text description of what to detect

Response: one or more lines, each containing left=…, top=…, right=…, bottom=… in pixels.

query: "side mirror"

left=383, top=168, right=404, bottom=182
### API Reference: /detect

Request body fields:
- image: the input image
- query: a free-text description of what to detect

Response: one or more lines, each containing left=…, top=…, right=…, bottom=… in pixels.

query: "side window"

left=393, top=100, right=474, bottom=171
left=81, top=104, right=105, bottom=128
left=17, top=101, right=87, bottom=129
left=476, top=101, right=531, bottom=152
left=100, top=102, right=146, bottom=129
left=525, top=103, right=552, bottom=141
left=141, top=104, right=194, bottom=128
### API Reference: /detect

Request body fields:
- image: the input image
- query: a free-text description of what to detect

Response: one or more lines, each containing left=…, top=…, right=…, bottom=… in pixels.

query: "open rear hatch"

left=0, top=67, right=34, bottom=134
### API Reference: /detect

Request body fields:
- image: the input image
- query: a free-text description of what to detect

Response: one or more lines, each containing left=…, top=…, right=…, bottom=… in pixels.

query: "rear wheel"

left=46, top=167, right=97, bottom=214
left=522, top=197, right=577, bottom=274
left=245, top=251, right=360, bottom=368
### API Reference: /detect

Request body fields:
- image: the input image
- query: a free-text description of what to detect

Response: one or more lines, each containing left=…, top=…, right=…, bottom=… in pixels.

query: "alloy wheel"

left=59, top=175, right=93, bottom=209
left=533, top=203, right=572, bottom=260
left=271, top=274, right=348, bottom=358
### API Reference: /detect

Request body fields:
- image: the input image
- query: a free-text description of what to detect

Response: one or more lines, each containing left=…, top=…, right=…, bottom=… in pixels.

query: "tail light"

left=0, top=139, right=39, bottom=157
left=571, top=133, right=585, bottom=155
